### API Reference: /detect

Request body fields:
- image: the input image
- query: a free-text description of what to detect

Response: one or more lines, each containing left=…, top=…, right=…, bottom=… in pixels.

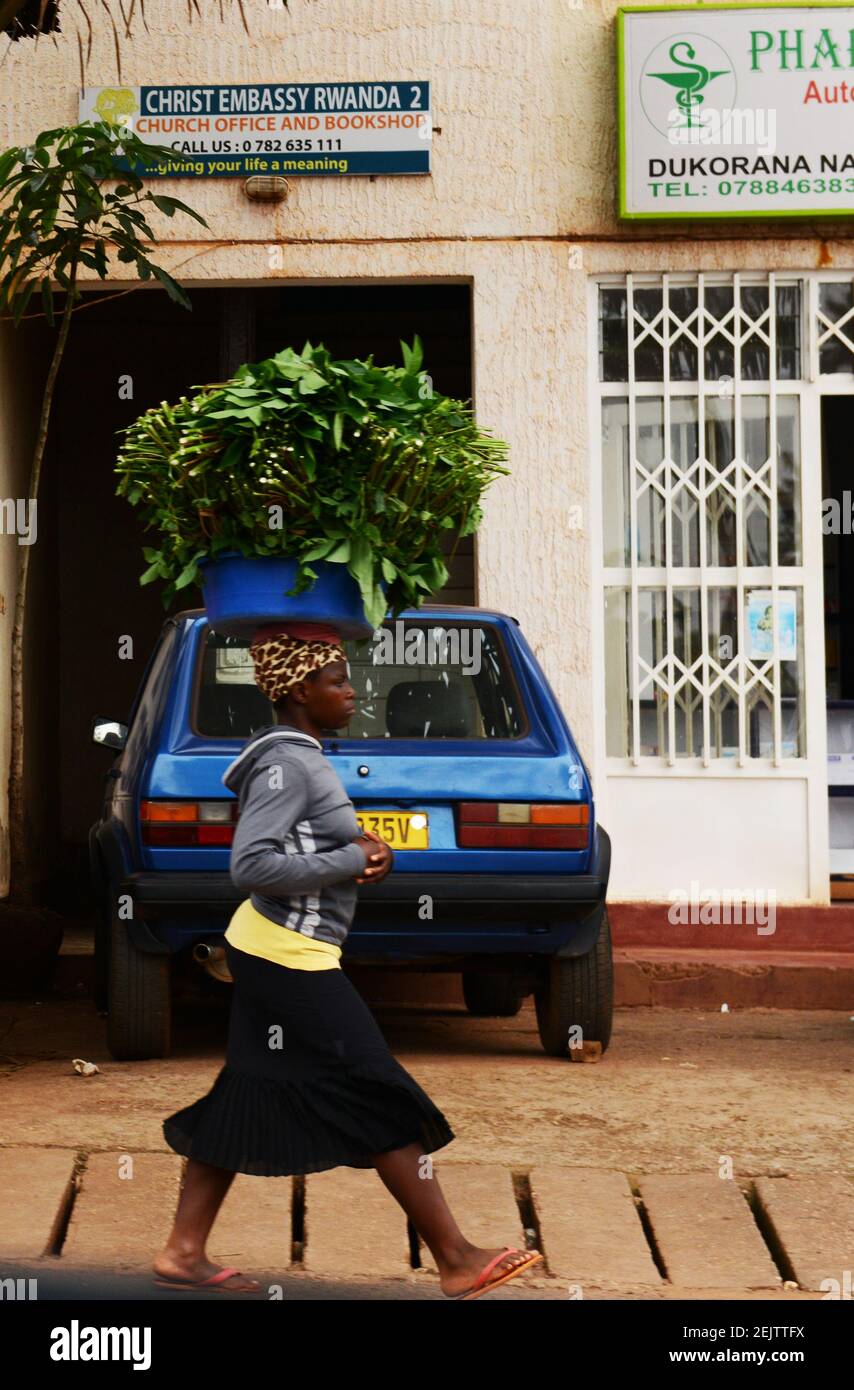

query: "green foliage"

left=0, top=119, right=208, bottom=324
left=115, top=338, right=511, bottom=628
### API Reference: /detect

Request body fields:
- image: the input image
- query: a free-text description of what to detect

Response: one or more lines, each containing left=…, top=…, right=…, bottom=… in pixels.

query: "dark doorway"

left=821, top=396, right=854, bottom=891
left=822, top=397, right=854, bottom=699
left=32, top=281, right=472, bottom=908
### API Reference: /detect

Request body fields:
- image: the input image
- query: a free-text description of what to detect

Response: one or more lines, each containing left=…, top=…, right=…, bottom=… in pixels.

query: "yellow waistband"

left=224, top=898, right=342, bottom=971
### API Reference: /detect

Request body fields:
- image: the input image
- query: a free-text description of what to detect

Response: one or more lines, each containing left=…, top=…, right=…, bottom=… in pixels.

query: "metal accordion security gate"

left=588, top=271, right=854, bottom=902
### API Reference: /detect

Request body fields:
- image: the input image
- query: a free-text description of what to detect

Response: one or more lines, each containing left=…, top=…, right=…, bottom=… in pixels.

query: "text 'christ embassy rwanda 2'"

left=78, top=82, right=431, bottom=178
left=619, top=5, right=854, bottom=217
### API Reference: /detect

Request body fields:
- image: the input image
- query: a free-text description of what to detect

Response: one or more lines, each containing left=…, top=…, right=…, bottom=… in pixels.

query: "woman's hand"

left=353, top=829, right=394, bottom=884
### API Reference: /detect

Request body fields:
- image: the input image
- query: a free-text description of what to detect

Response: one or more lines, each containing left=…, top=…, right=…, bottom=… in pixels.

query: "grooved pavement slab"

left=62, top=1152, right=182, bottom=1269
left=203, top=1175, right=293, bottom=1270
left=303, top=1168, right=409, bottom=1277
left=529, top=1167, right=661, bottom=1288
left=638, top=1174, right=781, bottom=1290
left=754, top=1175, right=854, bottom=1293
left=417, top=1163, right=525, bottom=1274
left=0, top=1148, right=76, bottom=1260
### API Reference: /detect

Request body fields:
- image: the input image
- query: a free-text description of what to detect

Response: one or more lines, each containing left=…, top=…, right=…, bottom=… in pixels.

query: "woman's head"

left=249, top=622, right=356, bottom=732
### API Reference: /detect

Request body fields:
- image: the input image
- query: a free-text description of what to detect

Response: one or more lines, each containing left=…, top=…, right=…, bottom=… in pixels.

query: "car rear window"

left=193, top=620, right=527, bottom=739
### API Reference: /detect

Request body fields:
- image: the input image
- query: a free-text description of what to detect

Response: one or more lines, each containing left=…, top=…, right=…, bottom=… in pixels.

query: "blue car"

left=89, top=605, right=612, bottom=1060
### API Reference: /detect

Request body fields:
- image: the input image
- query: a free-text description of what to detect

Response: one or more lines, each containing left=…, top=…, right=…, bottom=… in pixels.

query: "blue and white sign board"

left=78, top=82, right=431, bottom=177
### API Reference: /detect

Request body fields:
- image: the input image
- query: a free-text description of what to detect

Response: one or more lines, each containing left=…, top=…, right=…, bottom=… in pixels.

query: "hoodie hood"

left=221, top=725, right=323, bottom=797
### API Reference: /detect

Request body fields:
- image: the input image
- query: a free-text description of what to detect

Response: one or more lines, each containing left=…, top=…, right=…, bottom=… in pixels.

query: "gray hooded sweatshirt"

left=222, top=725, right=369, bottom=948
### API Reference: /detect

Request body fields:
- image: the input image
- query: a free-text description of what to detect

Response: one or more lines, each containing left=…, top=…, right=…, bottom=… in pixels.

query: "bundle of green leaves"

left=115, top=337, right=510, bottom=628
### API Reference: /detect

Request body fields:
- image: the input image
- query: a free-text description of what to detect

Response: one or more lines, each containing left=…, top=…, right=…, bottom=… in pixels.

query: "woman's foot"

left=437, top=1244, right=541, bottom=1298
left=153, top=1249, right=260, bottom=1292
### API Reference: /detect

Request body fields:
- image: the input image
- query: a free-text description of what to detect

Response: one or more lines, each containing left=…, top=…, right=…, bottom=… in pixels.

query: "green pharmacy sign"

left=618, top=4, right=854, bottom=218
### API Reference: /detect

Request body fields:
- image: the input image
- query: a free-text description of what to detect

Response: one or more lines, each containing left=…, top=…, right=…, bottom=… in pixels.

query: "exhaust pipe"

left=192, top=941, right=233, bottom=984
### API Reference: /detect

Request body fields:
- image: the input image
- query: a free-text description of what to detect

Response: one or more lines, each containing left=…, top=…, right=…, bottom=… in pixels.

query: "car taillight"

left=456, top=802, right=589, bottom=849
left=140, top=800, right=237, bottom=846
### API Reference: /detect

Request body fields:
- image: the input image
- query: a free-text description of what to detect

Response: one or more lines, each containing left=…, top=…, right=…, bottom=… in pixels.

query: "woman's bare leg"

left=154, top=1147, right=537, bottom=1296
left=153, top=1158, right=260, bottom=1291
left=372, top=1141, right=540, bottom=1297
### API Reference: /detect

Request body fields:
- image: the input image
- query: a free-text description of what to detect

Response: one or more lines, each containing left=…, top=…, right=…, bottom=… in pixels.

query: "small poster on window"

left=747, top=590, right=797, bottom=661
left=215, top=646, right=255, bottom=684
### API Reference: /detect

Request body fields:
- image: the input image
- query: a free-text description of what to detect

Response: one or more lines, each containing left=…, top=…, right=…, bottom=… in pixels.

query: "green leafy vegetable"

left=115, top=338, right=510, bottom=627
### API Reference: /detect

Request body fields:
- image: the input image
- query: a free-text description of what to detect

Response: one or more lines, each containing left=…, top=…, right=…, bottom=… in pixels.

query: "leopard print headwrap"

left=249, top=626, right=348, bottom=704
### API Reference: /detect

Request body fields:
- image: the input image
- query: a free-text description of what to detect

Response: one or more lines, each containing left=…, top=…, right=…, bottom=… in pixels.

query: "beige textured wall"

left=5, top=0, right=850, bottom=240
left=1, top=0, right=606, bottom=241
left=2, top=1, right=852, bottom=897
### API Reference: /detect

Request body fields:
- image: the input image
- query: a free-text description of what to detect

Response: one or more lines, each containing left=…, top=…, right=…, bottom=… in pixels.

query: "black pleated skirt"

left=162, top=939, right=456, bottom=1177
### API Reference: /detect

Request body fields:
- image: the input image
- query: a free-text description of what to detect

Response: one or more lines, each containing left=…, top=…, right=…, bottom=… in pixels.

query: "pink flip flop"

left=452, top=1247, right=543, bottom=1301
left=153, top=1265, right=258, bottom=1293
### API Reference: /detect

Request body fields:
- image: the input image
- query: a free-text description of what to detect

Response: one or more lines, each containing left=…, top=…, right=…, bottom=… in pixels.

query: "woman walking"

left=154, top=621, right=542, bottom=1300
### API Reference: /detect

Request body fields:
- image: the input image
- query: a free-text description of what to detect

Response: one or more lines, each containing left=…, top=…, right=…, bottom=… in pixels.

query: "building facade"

left=1, top=0, right=853, bottom=906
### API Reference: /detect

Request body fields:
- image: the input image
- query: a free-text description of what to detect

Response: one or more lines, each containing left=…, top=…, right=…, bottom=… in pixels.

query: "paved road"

left=0, top=989, right=852, bottom=1301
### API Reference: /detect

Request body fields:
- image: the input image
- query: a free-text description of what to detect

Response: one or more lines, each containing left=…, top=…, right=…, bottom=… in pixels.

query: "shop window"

left=598, top=274, right=806, bottom=765
left=604, top=582, right=806, bottom=761
left=817, top=281, right=854, bottom=375
left=598, top=277, right=802, bottom=385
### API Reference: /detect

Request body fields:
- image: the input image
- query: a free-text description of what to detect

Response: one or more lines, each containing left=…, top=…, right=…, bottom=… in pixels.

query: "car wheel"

left=106, top=906, right=172, bottom=1060
left=462, top=970, right=525, bottom=1017
left=534, top=907, right=614, bottom=1057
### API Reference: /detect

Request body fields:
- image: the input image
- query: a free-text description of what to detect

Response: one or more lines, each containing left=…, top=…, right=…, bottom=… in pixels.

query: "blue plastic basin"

left=197, top=553, right=381, bottom=638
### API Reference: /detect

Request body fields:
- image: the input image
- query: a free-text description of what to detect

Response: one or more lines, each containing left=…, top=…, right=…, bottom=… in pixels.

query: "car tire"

left=462, top=970, right=525, bottom=1017
left=534, top=906, right=614, bottom=1057
left=106, top=906, right=172, bottom=1060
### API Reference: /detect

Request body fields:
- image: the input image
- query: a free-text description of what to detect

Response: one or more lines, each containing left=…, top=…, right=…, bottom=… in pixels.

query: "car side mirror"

left=92, top=717, right=128, bottom=751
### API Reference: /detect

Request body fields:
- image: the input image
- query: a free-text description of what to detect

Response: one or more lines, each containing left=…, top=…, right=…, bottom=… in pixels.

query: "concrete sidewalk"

left=0, top=994, right=851, bottom=1301
left=0, top=1150, right=849, bottom=1301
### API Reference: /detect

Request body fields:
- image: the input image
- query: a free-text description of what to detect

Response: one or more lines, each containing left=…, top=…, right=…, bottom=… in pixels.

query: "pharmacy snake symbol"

left=649, top=41, right=729, bottom=129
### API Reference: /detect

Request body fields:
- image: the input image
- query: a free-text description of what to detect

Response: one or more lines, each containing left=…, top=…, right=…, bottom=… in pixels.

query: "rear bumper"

left=109, top=828, right=611, bottom=961
left=121, top=868, right=605, bottom=916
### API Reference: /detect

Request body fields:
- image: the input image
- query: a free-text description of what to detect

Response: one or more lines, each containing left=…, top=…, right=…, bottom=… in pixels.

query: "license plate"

left=355, top=810, right=429, bottom=850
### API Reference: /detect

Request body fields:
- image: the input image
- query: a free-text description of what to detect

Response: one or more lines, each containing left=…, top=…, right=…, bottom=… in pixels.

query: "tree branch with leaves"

left=0, top=118, right=207, bottom=901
